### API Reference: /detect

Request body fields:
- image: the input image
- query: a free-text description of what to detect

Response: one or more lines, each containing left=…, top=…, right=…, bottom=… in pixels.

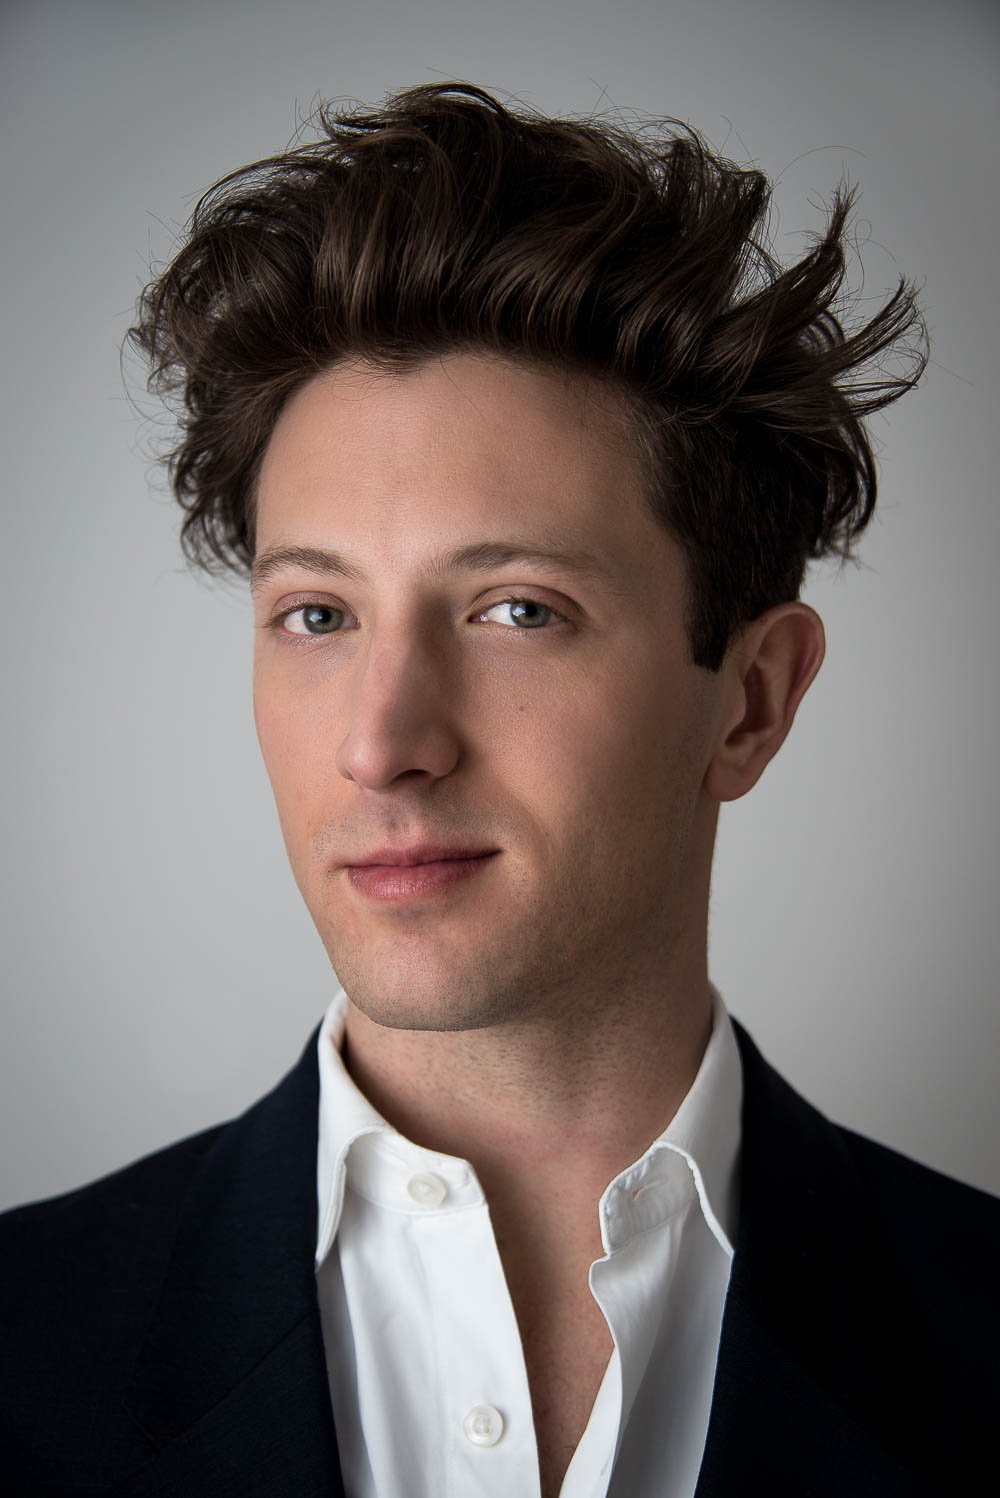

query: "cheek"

left=252, top=677, right=328, bottom=828
left=543, top=668, right=704, bottom=850
left=515, top=670, right=666, bottom=826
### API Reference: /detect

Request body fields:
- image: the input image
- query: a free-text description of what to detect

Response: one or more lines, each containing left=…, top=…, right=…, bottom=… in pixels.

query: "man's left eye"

left=479, top=598, right=563, bottom=630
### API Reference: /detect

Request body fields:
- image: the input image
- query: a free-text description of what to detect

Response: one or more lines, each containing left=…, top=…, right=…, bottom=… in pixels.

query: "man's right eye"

left=274, top=604, right=347, bottom=636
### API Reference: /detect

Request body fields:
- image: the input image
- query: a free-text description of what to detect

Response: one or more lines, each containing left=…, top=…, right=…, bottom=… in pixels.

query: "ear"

left=704, top=603, right=826, bottom=803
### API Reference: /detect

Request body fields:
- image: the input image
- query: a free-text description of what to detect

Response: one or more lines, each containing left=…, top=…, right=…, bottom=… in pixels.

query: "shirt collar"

left=315, top=980, right=742, bottom=1268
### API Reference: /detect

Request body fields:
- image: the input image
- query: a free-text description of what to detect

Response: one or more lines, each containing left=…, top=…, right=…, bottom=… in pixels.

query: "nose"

left=335, top=628, right=463, bottom=789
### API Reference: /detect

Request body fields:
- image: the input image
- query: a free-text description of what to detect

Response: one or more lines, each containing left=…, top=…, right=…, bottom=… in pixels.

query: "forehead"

left=260, top=352, right=633, bottom=489
left=254, top=352, right=675, bottom=579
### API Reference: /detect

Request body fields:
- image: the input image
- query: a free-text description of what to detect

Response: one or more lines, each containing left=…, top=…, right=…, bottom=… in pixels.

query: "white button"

left=406, top=1172, right=447, bottom=1207
left=463, top=1404, right=504, bottom=1446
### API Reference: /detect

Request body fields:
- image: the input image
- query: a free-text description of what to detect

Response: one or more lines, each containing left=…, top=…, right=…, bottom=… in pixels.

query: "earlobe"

left=704, top=603, right=826, bottom=804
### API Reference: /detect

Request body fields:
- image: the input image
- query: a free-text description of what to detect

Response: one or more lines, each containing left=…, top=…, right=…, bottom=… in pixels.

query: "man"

left=1, top=80, right=996, bottom=1498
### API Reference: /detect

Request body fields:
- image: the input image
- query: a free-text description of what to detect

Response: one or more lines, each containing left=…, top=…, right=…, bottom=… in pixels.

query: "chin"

left=338, top=970, right=517, bottom=1034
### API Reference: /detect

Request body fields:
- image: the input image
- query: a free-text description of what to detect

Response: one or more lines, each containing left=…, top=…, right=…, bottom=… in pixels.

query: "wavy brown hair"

left=129, top=81, right=927, bottom=670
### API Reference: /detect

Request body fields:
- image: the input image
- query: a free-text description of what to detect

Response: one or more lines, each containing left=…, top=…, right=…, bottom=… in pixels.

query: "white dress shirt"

left=314, top=980, right=743, bottom=1498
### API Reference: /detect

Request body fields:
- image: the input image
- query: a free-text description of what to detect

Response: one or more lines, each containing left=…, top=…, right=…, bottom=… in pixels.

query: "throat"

left=492, top=1204, right=615, bottom=1498
left=519, top=1293, right=615, bottom=1498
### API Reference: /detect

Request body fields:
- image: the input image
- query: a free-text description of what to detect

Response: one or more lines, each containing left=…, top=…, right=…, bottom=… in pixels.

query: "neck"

left=340, top=937, right=714, bottom=1213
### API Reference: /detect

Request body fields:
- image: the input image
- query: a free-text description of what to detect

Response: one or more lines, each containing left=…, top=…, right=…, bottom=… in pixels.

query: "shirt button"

left=463, top=1404, right=504, bottom=1446
left=406, top=1172, right=447, bottom=1208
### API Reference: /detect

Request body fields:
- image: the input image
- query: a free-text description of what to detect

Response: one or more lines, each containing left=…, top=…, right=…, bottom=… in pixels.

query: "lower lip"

left=347, top=853, right=499, bottom=902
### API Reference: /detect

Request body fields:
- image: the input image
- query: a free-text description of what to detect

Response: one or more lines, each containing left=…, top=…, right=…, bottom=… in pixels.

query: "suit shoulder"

left=836, top=1121, right=999, bottom=1220
left=834, top=1121, right=1000, bottom=1308
left=0, top=1122, right=227, bottom=1352
left=734, top=1018, right=999, bottom=1318
left=0, top=1125, right=231, bottom=1483
left=1, top=1122, right=226, bottom=1250
left=734, top=1016, right=999, bottom=1237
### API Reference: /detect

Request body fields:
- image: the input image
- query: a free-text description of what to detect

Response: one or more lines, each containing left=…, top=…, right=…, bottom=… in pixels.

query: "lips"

left=346, top=851, right=499, bottom=902
left=348, top=845, right=496, bottom=868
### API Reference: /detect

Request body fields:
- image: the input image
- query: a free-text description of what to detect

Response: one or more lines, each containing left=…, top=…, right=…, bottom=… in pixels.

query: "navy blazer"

left=1, top=1018, right=997, bottom=1497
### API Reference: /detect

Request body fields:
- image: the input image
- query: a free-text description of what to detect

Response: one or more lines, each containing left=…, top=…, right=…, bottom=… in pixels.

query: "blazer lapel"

left=117, top=1026, right=345, bottom=1498
left=694, top=1020, right=919, bottom=1498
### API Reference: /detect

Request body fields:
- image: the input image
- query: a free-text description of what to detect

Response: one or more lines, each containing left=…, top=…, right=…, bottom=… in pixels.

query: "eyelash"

left=267, top=595, right=569, bottom=644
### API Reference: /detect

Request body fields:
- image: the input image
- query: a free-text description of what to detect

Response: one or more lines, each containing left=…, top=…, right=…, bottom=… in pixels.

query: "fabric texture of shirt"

left=314, top=980, right=743, bottom=1498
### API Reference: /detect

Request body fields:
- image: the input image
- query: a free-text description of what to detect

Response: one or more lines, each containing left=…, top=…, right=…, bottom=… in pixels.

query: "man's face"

left=252, top=352, right=728, bottom=1033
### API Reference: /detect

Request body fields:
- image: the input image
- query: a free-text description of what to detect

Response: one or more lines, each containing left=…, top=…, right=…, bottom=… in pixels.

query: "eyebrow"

left=250, top=538, right=628, bottom=598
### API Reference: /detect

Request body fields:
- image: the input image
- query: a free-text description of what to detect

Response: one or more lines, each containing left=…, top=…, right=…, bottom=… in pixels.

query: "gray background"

left=2, top=0, right=997, bottom=1210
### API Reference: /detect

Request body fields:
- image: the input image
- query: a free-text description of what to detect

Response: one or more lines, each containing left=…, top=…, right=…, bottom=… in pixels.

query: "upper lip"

left=347, top=845, right=498, bottom=868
